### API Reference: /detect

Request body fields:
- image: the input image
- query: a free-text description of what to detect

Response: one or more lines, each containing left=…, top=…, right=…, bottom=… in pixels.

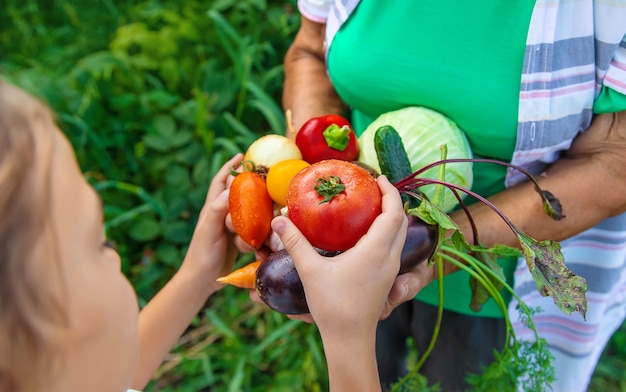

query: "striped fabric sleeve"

left=509, top=213, right=626, bottom=392
left=506, top=0, right=626, bottom=187
left=297, top=0, right=333, bottom=23
left=603, top=34, right=626, bottom=94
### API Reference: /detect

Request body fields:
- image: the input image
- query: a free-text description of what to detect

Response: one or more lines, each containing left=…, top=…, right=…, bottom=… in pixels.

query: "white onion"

left=244, top=134, right=302, bottom=168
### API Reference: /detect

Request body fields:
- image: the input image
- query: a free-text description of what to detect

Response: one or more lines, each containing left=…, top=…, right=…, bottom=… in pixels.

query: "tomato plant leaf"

left=517, top=232, right=588, bottom=319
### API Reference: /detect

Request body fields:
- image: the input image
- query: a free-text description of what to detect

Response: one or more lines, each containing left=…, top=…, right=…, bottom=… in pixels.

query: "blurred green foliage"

left=1, top=1, right=624, bottom=391
left=2, top=0, right=296, bottom=301
left=1, top=1, right=330, bottom=391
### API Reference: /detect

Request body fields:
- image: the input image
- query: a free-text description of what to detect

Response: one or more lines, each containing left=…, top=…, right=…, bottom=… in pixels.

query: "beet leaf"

left=517, top=233, right=588, bottom=319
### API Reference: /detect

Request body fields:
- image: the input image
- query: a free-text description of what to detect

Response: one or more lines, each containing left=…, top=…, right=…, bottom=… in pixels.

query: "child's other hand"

left=271, top=175, right=408, bottom=336
left=182, top=153, right=243, bottom=294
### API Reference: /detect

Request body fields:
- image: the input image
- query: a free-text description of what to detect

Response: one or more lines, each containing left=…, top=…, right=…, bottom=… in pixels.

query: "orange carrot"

left=216, top=260, right=262, bottom=289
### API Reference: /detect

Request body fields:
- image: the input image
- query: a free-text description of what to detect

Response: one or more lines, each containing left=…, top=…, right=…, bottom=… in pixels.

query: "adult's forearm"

left=444, top=112, right=626, bottom=274
left=385, top=113, right=626, bottom=310
left=283, top=54, right=345, bottom=134
left=283, top=17, right=347, bottom=135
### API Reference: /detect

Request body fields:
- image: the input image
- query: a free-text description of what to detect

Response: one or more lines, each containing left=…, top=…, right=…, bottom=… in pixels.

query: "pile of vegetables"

left=218, top=107, right=589, bottom=391
left=221, top=114, right=385, bottom=313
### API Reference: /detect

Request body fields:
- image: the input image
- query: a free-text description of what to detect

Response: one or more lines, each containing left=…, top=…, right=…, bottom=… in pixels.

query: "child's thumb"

left=271, top=216, right=318, bottom=274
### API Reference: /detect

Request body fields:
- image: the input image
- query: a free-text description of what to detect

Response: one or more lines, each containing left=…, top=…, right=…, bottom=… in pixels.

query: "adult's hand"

left=379, top=261, right=436, bottom=319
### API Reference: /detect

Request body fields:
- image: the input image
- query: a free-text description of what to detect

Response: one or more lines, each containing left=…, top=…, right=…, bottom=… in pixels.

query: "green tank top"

left=327, top=0, right=537, bottom=317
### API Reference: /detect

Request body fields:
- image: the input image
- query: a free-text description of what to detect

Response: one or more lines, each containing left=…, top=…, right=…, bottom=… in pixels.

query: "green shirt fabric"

left=594, top=85, right=626, bottom=114
left=327, top=0, right=536, bottom=317
left=326, top=0, right=626, bottom=318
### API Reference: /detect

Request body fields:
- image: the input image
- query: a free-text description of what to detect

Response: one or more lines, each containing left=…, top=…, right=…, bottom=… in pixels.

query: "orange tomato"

left=229, top=171, right=274, bottom=248
left=265, top=159, right=310, bottom=206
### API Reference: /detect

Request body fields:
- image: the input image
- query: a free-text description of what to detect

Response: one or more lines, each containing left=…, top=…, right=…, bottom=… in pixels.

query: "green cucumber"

left=373, top=125, right=418, bottom=207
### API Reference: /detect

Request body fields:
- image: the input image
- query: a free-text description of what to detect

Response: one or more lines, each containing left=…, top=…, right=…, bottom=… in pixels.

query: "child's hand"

left=182, top=153, right=244, bottom=294
left=271, top=175, right=408, bottom=336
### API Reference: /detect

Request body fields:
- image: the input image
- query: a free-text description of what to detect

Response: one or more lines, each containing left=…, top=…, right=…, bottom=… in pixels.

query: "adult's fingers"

left=380, top=263, right=434, bottom=319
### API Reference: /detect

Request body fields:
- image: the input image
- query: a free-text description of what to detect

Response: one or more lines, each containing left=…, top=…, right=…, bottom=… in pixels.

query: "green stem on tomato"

left=314, top=175, right=346, bottom=204
left=229, top=160, right=256, bottom=176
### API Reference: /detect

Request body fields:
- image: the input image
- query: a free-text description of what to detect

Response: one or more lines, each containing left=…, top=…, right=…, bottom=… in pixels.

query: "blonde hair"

left=0, top=79, right=64, bottom=391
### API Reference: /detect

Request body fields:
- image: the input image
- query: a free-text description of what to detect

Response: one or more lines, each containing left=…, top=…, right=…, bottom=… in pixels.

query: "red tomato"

left=229, top=171, right=274, bottom=248
left=286, top=159, right=382, bottom=252
left=295, top=114, right=360, bottom=164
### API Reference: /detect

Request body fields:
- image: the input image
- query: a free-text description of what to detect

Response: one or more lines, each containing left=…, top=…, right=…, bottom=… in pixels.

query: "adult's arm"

left=384, top=111, right=626, bottom=314
left=283, top=16, right=348, bottom=136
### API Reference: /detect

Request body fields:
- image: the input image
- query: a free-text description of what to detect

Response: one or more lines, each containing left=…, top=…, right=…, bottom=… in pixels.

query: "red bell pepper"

left=295, top=114, right=360, bottom=164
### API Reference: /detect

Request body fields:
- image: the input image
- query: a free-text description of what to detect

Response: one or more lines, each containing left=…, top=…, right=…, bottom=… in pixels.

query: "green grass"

left=1, top=1, right=624, bottom=390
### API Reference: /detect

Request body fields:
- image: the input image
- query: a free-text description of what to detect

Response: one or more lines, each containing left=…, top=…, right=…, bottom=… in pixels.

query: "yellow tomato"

left=266, top=159, right=310, bottom=206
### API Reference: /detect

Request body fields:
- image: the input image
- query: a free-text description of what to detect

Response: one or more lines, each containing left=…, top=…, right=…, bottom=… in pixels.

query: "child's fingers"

left=196, top=189, right=229, bottom=231
left=265, top=231, right=285, bottom=253
left=287, top=313, right=315, bottom=324
left=206, top=153, right=243, bottom=203
left=196, top=153, right=243, bottom=228
left=270, top=216, right=319, bottom=276
left=250, top=286, right=316, bottom=324
left=380, top=183, right=409, bottom=253
left=356, top=175, right=407, bottom=253
left=209, top=189, right=229, bottom=214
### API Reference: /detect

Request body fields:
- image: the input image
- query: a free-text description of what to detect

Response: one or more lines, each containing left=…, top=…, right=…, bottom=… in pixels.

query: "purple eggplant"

left=399, top=215, right=439, bottom=274
left=256, top=248, right=340, bottom=315
left=256, top=215, right=437, bottom=315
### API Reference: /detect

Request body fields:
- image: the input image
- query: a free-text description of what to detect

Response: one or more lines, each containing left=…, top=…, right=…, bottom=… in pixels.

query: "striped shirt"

left=298, top=1, right=626, bottom=391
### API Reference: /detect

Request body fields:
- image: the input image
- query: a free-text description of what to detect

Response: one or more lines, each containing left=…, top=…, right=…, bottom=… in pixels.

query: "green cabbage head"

left=358, top=106, right=473, bottom=212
